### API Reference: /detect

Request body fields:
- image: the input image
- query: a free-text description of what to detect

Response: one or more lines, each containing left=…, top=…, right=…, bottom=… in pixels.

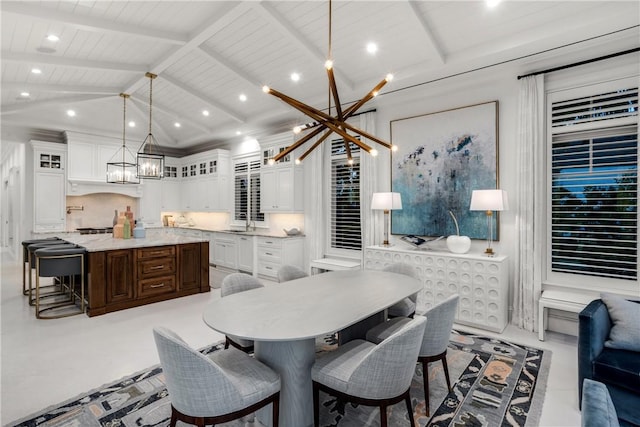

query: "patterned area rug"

left=7, top=331, right=551, bottom=427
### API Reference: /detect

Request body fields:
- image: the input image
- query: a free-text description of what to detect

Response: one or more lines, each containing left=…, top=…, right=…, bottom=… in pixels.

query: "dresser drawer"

left=257, top=237, right=282, bottom=249
left=137, top=246, right=176, bottom=260
left=138, top=275, right=176, bottom=297
left=138, top=257, right=176, bottom=276
left=257, top=246, right=282, bottom=263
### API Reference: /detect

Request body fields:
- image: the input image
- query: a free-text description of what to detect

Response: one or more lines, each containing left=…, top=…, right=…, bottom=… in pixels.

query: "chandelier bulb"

left=385, top=73, right=394, bottom=82
left=325, top=60, right=333, bottom=70
left=347, top=158, right=354, bottom=165
left=372, top=91, right=379, bottom=97
left=293, top=126, right=302, bottom=134
left=370, top=149, right=378, bottom=157
left=267, top=158, right=276, bottom=166
left=391, top=144, right=399, bottom=152
left=295, top=159, right=302, bottom=165
left=262, top=85, right=271, bottom=93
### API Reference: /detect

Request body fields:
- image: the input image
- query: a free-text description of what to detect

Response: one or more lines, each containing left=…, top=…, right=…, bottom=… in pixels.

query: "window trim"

left=231, top=153, right=266, bottom=228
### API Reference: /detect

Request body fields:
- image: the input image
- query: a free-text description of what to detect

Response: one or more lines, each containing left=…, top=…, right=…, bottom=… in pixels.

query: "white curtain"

left=513, top=74, right=545, bottom=331
left=303, top=136, right=326, bottom=270
left=359, top=112, right=380, bottom=248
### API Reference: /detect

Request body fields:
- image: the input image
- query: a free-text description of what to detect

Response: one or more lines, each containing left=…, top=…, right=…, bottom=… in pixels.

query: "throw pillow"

left=600, top=293, right=640, bottom=352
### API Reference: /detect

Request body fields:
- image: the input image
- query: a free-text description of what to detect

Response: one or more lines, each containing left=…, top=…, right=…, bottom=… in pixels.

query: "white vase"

left=446, top=235, right=471, bottom=254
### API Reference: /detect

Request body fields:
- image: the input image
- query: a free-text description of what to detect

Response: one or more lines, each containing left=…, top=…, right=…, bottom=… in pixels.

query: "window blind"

left=330, top=139, right=361, bottom=251
left=233, top=159, right=264, bottom=222
left=550, top=87, right=638, bottom=281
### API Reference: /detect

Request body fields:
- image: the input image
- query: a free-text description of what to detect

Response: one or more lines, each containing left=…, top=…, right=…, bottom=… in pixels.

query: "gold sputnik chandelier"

left=262, top=0, right=396, bottom=165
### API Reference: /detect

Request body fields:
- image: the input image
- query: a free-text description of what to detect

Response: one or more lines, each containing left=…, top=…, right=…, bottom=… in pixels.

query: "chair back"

left=153, top=327, right=242, bottom=417
left=351, top=315, right=427, bottom=399
left=35, top=246, right=85, bottom=277
left=420, top=294, right=459, bottom=357
left=221, top=273, right=264, bottom=297
left=277, top=265, right=308, bottom=282
left=383, top=263, right=418, bottom=302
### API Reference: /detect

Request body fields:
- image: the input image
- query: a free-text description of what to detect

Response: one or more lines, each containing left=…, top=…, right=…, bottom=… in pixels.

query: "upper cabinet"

left=259, top=133, right=304, bottom=213
left=31, top=141, right=66, bottom=233
left=179, top=149, right=230, bottom=212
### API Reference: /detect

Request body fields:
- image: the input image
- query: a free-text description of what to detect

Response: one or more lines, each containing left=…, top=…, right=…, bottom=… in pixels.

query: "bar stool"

left=27, top=242, right=76, bottom=306
left=34, top=246, right=87, bottom=319
left=21, top=238, right=63, bottom=295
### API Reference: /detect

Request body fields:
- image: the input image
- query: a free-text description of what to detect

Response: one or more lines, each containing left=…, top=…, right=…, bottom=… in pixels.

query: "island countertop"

left=63, top=233, right=208, bottom=252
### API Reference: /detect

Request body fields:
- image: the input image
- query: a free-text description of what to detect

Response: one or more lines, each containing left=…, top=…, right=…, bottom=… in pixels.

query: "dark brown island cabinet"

left=86, top=242, right=209, bottom=316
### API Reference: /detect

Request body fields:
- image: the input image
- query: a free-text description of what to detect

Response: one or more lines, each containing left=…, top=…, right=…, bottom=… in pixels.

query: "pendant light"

left=136, top=72, right=165, bottom=179
left=106, top=93, right=140, bottom=184
left=262, top=0, right=397, bottom=164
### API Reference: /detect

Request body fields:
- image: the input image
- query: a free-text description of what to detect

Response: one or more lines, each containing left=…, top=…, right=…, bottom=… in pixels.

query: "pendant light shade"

left=137, top=72, right=165, bottom=179
left=106, top=93, right=140, bottom=184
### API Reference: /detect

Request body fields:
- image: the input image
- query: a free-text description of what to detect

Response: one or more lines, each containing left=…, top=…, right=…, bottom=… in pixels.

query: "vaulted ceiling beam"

left=126, top=96, right=177, bottom=145
left=253, top=1, right=355, bottom=91
left=407, top=1, right=446, bottom=64
left=1, top=94, right=112, bottom=115
left=160, top=73, right=245, bottom=124
left=123, top=2, right=253, bottom=95
left=2, top=51, right=147, bottom=73
left=128, top=94, right=213, bottom=136
left=0, top=2, right=187, bottom=45
left=2, top=82, right=121, bottom=95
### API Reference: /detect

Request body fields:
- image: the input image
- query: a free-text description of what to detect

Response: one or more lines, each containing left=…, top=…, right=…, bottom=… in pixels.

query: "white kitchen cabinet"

left=179, top=150, right=230, bottom=212
left=202, top=231, right=216, bottom=264
left=67, top=138, right=120, bottom=182
left=363, top=246, right=509, bottom=333
left=31, top=141, right=66, bottom=233
left=256, top=236, right=304, bottom=279
left=139, top=180, right=162, bottom=226
left=213, top=232, right=237, bottom=270
left=237, top=235, right=254, bottom=273
left=259, top=133, right=304, bottom=213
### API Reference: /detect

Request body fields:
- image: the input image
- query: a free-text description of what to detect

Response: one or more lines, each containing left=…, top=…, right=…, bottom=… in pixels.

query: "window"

left=329, top=139, right=362, bottom=251
left=549, top=87, right=638, bottom=282
left=234, top=158, right=264, bottom=224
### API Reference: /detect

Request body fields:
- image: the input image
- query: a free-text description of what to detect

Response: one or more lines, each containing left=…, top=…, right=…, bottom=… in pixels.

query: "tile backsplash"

left=66, top=194, right=139, bottom=231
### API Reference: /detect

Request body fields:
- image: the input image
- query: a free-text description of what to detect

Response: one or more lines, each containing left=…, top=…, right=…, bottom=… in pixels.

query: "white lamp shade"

left=371, top=192, right=402, bottom=210
left=470, top=189, right=509, bottom=211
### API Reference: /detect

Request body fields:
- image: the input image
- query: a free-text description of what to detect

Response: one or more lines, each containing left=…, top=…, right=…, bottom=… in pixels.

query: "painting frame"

left=390, top=101, right=499, bottom=240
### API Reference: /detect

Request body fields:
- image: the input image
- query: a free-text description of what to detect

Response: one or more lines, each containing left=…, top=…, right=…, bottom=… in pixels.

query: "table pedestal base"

left=255, top=339, right=316, bottom=427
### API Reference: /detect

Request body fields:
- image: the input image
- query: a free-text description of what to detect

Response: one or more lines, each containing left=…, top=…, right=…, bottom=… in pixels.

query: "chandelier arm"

left=327, top=68, right=343, bottom=120
left=342, top=76, right=391, bottom=118
left=273, top=124, right=328, bottom=162
left=298, top=129, right=333, bottom=163
left=341, top=125, right=393, bottom=150
left=321, top=121, right=373, bottom=153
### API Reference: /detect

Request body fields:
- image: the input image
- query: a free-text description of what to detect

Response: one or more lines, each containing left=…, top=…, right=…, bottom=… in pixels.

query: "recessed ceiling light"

left=291, top=72, right=300, bottom=82
left=46, top=34, right=59, bottom=42
left=239, top=94, right=247, bottom=102
left=236, top=130, right=242, bottom=135
left=31, top=68, right=42, bottom=74
left=174, top=122, right=181, bottom=128
left=128, top=121, right=136, bottom=127
left=366, top=42, right=378, bottom=54
left=486, top=0, right=501, bottom=8
left=20, top=92, right=30, bottom=97
left=202, top=110, right=210, bottom=116
left=66, top=110, right=76, bottom=117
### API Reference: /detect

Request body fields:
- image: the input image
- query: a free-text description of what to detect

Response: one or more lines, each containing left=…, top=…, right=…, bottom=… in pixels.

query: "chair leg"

left=273, top=393, right=280, bottom=427
left=405, top=392, right=415, bottom=427
left=313, top=381, right=320, bottom=427
left=441, top=351, right=452, bottom=392
left=421, top=359, right=430, bottom=417
left=170, top=406, right=178, bottom=427
left=224, top=337, right=230, bottom=349
left=379, top=404, right=388, bottom=427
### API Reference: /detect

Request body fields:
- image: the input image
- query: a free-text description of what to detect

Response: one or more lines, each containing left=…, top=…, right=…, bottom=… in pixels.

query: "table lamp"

left=470, top=189, right=509, bottom=256
left=371, top=192, right=402, bottom=246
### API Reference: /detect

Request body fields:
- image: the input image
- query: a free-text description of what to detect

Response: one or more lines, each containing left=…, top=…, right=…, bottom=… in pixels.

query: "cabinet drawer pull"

left=150, top=265, right=165, bottom=270
left=150, top=283, right=165, bottom=288
left=265, top=266, right=273, bottom=270
left=265, top=252, right=273, bottom=256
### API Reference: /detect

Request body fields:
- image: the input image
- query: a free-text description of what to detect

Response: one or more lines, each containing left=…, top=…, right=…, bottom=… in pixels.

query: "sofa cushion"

left=581, top=379, right=620, bottom=427
left=593, top=348, right=640, bottom=394
left=601, top=293, right=640, bottom=352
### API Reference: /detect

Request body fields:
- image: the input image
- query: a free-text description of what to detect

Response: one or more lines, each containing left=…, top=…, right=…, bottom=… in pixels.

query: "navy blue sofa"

left=579, top=299, right=640, bottom=427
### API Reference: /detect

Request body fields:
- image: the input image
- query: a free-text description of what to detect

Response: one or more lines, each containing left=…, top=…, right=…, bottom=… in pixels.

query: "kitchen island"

left=63, top=233, right=209, bottom=317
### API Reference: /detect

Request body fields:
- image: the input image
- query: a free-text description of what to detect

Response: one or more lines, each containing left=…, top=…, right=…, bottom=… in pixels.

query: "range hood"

left=67, top=179, right=143, bottom=198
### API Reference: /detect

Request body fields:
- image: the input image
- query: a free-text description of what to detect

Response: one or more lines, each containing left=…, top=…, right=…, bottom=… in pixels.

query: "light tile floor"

left=0, top=249, right=581, bottom=426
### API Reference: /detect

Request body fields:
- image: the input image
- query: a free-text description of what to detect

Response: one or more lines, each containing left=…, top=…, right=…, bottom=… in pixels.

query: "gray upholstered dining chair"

left=220, top=273, right=264, bottom=352
left=384, top=263, right=419, bottom=318
left=367, top=294, right=459, bottom=417
left=277, top=264, right=308, bottom=282
left=153, top=327, right=280, bottom=427
left=312, top=315, right=427, bottom=427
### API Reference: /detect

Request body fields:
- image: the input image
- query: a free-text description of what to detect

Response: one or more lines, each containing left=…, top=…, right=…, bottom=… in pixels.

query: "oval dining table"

left=202, top=269, right=423, bottom=427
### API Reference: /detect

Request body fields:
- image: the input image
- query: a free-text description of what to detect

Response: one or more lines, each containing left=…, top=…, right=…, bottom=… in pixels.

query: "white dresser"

left=363, top=245, right=509, bottom=332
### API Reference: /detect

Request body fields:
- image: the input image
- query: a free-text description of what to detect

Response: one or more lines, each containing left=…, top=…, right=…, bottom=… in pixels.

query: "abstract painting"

left=390, top=101, right=499, bottom=239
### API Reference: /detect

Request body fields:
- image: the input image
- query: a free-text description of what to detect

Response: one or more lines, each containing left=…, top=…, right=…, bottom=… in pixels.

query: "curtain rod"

left=517, top=47, right=640, bottom=80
